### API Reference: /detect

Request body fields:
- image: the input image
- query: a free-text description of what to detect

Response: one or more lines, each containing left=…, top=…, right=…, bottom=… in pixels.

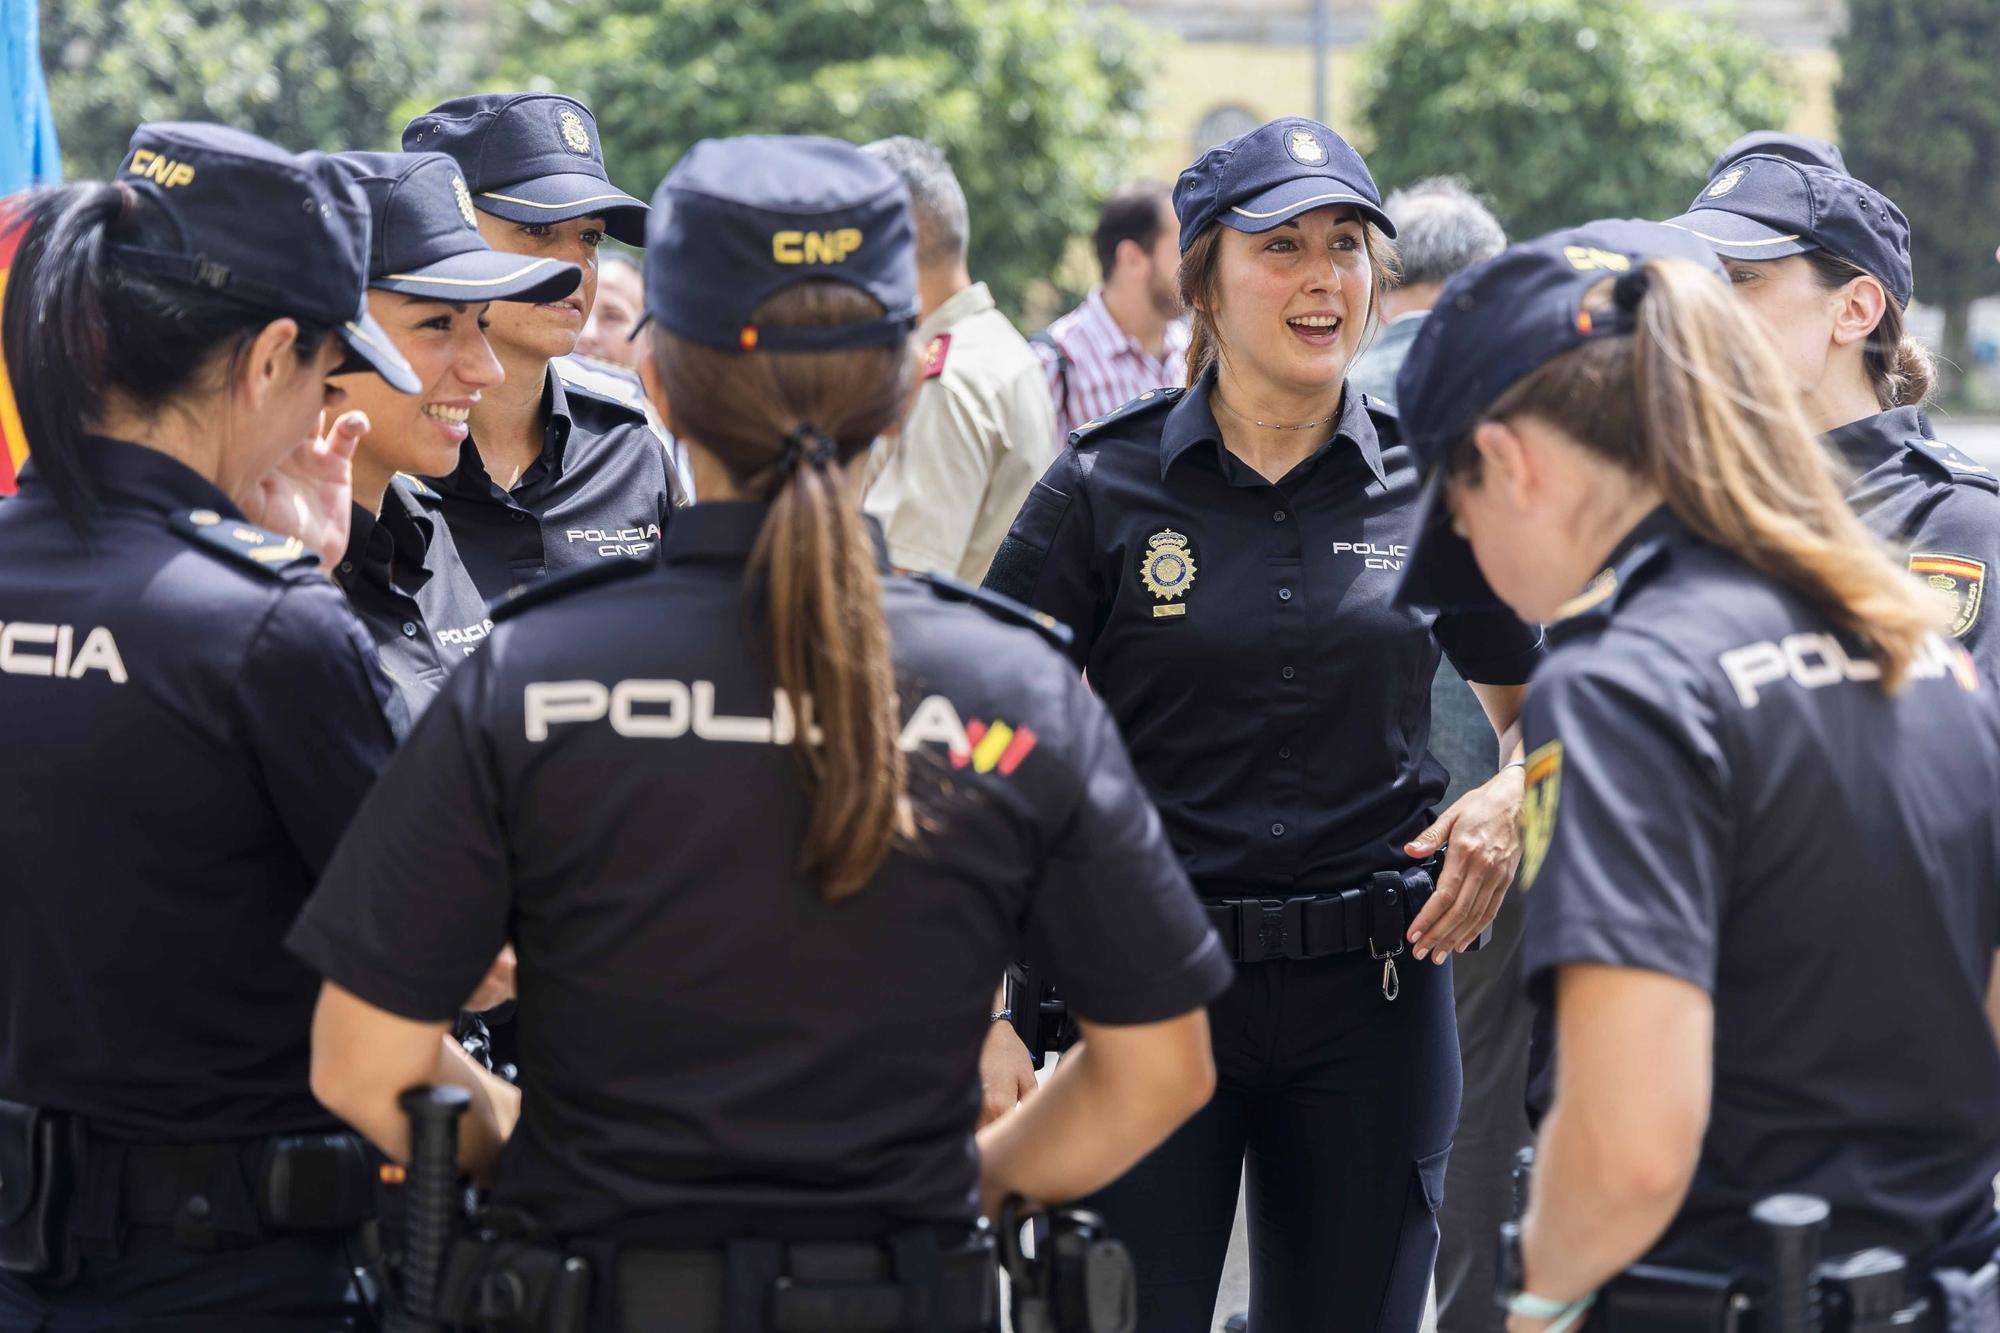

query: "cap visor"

left=1392, top=467, right=1507, bottom=611
left=1662, top=209, right=1815, bottom=261
left=336, top=308, right=421, bottom=394
left=475, top=173, right=649, bottom=245
left=373, top=251, right=582, bottom=305
left=1221, top=177, right=1396, bottom=238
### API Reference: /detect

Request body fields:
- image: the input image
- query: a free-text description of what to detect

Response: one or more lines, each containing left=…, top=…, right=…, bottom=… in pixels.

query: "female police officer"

left=288, top=135, right=1232, bottom=1332
left=1388, top=218, right=2000, bottom=1331
left=1665, top=156, right=2000, bottom=682
left=329, top=150, right=581, bottom=726
left=982, top=117, right=1544, bottom=1333
left=0, top=123, right=425, bottom=1329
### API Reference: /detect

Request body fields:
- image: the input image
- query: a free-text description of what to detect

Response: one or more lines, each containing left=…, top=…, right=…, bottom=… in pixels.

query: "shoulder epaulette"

left=392, top=472, right=439, bottom=500
left=554, top=355, right=649, bottom=419
left=490, top=556, right=652, bottom=624
left=1903, top=434, right=1999, bottom=492
left=1357, top=391, right=1400, bottom=426
left=914, top=571, right=1073, bottom=652
left=168, top=509, right=319, bottom=579
left=1546, top=531, right=1677, bottom=641
left=1069, top=386, right=1183, bottom=449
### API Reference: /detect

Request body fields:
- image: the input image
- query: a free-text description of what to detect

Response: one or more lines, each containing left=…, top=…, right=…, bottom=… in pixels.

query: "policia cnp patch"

left=1518, top=740, right=1563, bottom=890
left=1909, top=553, right=1985, bottom=639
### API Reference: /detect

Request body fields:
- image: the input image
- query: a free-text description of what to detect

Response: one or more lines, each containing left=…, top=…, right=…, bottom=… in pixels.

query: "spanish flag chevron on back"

left=0, top=200, right=24, bottom=495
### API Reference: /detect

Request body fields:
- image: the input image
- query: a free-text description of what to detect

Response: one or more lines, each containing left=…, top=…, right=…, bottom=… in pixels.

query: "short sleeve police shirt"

left=1828, top=406, right=2000, bottom=681
left=423, top=363, right=673, bottom=599
left=0, top=437, right=397, bottom=1140
left=982, top=371, right=1543, bottom=890
left=290, top=501, right=1230, bottom=1242
left=1517, top=508, right=2000, bottom=1264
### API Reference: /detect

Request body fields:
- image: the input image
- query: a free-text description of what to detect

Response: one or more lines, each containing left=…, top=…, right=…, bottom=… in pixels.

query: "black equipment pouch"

left=1005, top=960, right=1076, bottom=1069
left=256, top=1131, right=376, bottom=1233
left=1000, top=1198, right=1135, bottom=1333
left=436, top=1234, right=592, bottom=1333
left=0, top=1098, right=80, bottom=1280
left=1597, top=1264, right=1754, bottom=1330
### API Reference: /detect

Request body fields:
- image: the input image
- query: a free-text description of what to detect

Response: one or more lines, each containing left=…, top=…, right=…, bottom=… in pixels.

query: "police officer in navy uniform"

left=329, top=150, right=582, bottom=726
left=0, top=123, right=436, bottom=1330
left=289, top=135, right=1231, bottom=1333
left=983, top=117, right=1544, bottom=1333
left=1665, top=155, right=2000, bottom=681
left=1388, top=218, right=2000, bottom=1332
left=401, top=93, right=677, bottom=598
left=1709, top=129, right=1846, bottom=176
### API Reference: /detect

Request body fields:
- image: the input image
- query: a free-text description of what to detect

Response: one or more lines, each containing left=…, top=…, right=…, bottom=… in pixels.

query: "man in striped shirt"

left=1034, top=182, right=1190, bottom=444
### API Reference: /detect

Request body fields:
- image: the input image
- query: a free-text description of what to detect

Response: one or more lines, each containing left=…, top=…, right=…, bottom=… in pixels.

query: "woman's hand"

left=1404, top=763, right=1525, bottom=960
left=978, top=1019, right=1040, bottom=1128
left=238, top=410, right=369, bottom=571
left=464, top=944, right=518, bottom=1014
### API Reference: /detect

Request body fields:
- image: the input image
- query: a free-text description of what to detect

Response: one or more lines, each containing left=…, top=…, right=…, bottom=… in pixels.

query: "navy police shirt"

left=0, top=437, right=397, bottom=1140
left=1518, top=508, right=2000, bottom=1265
left=333, top=476, right=493, bottom=728
left=1827, top=406, right=2000, bottom=681
left=290, top=501, right=1231, bottom=1242
left=423, top=360, right=674, bottom=599
left=982, top=373, right=1543, bottom=891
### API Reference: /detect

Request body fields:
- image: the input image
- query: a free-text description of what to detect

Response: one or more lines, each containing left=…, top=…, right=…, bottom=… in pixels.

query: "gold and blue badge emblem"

left=1140, top=528, right=1197, bottom=618
left=1910, top=553, right=1986, bottom=638
left=1286, top=129, right=1326, bottom=166
left=1518, top=740, right=1564, bottom=890
left=557, top=108, right=592, bottom=157
left=1705, top=166, right=1747, bottom=199
left=451, top=175, right=477, bottom=228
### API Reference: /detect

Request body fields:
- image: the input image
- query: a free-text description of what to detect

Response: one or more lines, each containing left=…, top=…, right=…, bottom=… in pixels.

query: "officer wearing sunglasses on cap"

left=0, top=122, right=437, bottom=1329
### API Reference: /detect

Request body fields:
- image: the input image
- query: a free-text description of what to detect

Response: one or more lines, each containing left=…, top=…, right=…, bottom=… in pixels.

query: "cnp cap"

left=1392, top=219, right=1725, bottom=610
left=402, top=93, right=647, bottom=246
left=642, top=135, right=918, bottom=353
left=1173, top=117, right=1395, bottom=251
left=1711, top=130, right=1846, bottom=178
left=334, top=151, right=581, bottom=305
left=114, top=122, right=419, bottom=393
left=1665, top=154, right=1912, bottom=305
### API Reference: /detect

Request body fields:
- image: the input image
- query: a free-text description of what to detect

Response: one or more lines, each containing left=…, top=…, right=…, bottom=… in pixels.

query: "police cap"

left=641, top=135, right=918, bottom=354
left=1172, top=117, right=1395, bottom=252
left=1392, top=219, right=1724, bottom=611
left=1666, top=154, right=1913, bottom=305
left=114, top=122, right=419, bottom=394
left=402, top=93, right=648, bottom=246
left=334, top=151, right=582, bottom=306
left=1710, top=130, right=1847, bottom=177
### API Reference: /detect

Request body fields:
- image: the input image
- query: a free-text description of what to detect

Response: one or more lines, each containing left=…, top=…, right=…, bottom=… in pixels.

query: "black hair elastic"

left=777, top=424, right=839, bottom=474
left=1611, top=267, right=1651, bottom=313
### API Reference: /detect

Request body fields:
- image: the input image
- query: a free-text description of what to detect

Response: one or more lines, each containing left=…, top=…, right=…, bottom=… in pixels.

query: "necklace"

left=1213, top=393, right=1338, bottom=432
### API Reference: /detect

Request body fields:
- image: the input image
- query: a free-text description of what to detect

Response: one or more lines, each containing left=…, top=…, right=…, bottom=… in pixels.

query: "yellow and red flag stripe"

left=0, top=196, right=26, bottom=494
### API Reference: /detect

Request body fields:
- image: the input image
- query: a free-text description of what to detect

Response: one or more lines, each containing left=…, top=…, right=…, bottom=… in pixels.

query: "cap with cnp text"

left=642, top=135, right=918, bottom=353
left=1392, top=219, right=1725, bottom=611
left=1173, top=117, right=1395, bottom=251
left=114, top=122, right=419, bottom=393
left=334, top=151, right=582, bottom=305
left=402, top=93, right=647, bottom=246
left=1710, top=130, right=1846, bottom=178
left=1666, top=154, right=1912, bottom=305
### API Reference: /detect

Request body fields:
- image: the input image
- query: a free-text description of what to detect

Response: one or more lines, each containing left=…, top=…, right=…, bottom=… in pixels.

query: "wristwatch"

left=1497, top=1221, right=1597, bottom=1331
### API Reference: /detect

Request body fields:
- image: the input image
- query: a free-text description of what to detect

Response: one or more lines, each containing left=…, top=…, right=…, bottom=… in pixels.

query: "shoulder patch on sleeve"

left=168, top=510, right=320, bottom=579
left=1068, top=386, right=1182, bottom=449
left=1905, top=434, right=1999, bottom=492
left=922, top=333, right=952, bottom=379
left=490, top=556, right=652, bottom=624
left=553, top=355, right=649, bottom=420
left=914, top=571, right=1074, bottom=651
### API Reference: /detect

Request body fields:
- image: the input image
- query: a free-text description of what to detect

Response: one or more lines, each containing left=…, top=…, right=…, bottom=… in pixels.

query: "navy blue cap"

left=1392, top=220, right=1726, bottom=610
left=402, top=94, right=647, bottom=246
left=642, top=136, right=918, bottom=353
left=1173, top=117, right=1395, bottom=250
left=1665, top=154, right=1912, bottom=305
left=334, top=151, right=581, bottom=305
left=1711, top=130, right=1846, bottom=177
left=115, top=122, right=418, bottom=393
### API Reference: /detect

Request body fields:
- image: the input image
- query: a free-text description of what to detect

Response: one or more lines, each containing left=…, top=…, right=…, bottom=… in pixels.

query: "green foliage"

left=41, top=0, right=453, bottom=178
left=494, top=0, right=1153, bottom=316
left=1359, top=0, right=1790, bottom=240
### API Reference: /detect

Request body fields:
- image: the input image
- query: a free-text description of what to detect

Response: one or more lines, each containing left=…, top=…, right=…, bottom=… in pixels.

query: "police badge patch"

left=1518, top=740, right=1563, bottom=890
left=557, top=107, right=592, bottom=157
left=1286, top=129, right=1326, bottom=166
left=1909, top=553, right=1985, bottom=638
left=451, top=175, right=477, bottom=228
left=1139, top=529, right=1197, bottom=618
left=1705, top=166, right=1747, bottom=199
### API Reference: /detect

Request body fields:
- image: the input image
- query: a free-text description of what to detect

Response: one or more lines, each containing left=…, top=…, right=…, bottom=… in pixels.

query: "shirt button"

left=1281, top=665, right=1295, bottom=680
left=1271, top=823, right=1286, bottom=838
left=402, top=623, right=418, bottom=638
left=511, top=511, right=528, bottom=523
left=1273, top=510, right=1287, bottom=523
left=1279, top=745, right=1292, bottom=760
left=338, top=561, right=353, bottom=574
left=1278, top=587, right=1293, bottom=602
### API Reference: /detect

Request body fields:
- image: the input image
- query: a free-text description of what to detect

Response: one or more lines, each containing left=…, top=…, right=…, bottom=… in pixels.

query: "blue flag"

left=1, top=0, right=60, bottom=193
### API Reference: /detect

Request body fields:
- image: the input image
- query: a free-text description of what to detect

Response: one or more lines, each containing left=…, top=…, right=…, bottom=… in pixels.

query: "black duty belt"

left=1202, top=861, right=1439, bottom=965
left=99, top=1129, right=376, bottom=1250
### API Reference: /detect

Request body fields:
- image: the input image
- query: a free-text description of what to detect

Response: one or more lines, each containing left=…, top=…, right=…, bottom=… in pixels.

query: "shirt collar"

left=1083, top=289, right=1190, bottom=366
left=436, top=364, right=573, bottom=495
left=1158, top=366, right=1387, bottom=488
left=1825, top=404, right=1926, bottom=475
left=917, top=282, right=996, bottom=343
left=28, top=435, right=242, bottom=519
left=660, top=499, right=891, bottom=573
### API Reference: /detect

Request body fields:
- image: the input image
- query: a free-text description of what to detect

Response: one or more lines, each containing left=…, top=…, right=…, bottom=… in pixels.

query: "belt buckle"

left=1232, top=899, right=1288, bottom=963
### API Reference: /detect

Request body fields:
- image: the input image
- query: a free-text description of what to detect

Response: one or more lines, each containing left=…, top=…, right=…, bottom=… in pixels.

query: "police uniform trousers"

left=0, top=1231, right=363, bottom=1332
left=1076, top=942, right=1461, bottom=1333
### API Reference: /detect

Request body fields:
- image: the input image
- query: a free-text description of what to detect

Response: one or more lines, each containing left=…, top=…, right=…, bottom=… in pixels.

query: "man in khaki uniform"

left=861, top=137, right=1056, bottom=583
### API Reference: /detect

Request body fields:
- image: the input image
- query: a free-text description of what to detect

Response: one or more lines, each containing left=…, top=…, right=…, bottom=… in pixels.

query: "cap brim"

left=1392, top=466, right=1508, bottom=611
left=334, top=307, right=421, bottom=394
left=1221, top=177, right=1396, bottom=238
left=373, top=251, right=582, bottom=305
left=475, top=173, right=649, bottom=245
left=1662, top=209, right=1815, bottom=261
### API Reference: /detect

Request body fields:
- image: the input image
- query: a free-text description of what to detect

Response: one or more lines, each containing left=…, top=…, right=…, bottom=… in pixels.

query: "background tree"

left=41, top=0, right=452, bottom=177
left=493, top=0, right=1152, bottom=317
left=1836, top=0, right=2000, bottom=403
left=1359, top=0, right=1789, bottom=241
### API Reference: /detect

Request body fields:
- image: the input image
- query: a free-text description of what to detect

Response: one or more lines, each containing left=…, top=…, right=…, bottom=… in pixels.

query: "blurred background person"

left=1348, top=177, right=1505, bottom=406
left=575, top=249, right=645, bottom=370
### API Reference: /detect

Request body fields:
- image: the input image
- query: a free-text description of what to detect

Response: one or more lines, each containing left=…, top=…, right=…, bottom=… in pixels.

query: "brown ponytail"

left=1462, top=258, right=1939, bottom=689
left=1801, top=251, right=1935, bottom=409
left=653, top=281, right=917, bottom=899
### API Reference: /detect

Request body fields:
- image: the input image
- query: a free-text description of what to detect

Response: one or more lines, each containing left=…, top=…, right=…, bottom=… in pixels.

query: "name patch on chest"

left=0, top=622, right=128, bottom=683
left=565, top=523, right=662, bottom=559
left=1332, top=540, right=1408, bottom=571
